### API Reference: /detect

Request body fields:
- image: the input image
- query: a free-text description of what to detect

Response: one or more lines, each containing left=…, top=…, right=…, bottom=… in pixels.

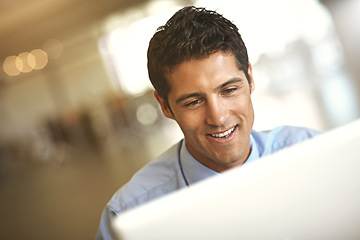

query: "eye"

left=185, top=99, right=203, bottom=108
left=222, top=87, right=238, bottom=96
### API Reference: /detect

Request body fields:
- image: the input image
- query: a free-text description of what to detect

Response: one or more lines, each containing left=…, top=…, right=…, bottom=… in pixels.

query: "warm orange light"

left=18, top=52, right=33, bottom=73
left=30, top=49, right=48, bottom=69
left=3, top=56, right=21, bottom=76
left=15, top=56, right=23, bottom=72
left=3, top=49, right=49, bottom=77
left=28, top=53, right=36, bottom=69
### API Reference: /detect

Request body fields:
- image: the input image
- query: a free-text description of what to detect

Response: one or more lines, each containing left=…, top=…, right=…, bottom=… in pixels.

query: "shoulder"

left=107, top=141, right=183, bottom=214
left=252, top=126, right=320, bottom=156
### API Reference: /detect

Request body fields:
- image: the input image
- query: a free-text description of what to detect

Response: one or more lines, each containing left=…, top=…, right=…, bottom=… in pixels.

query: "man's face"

left=155, top=51, right=255, bottom=172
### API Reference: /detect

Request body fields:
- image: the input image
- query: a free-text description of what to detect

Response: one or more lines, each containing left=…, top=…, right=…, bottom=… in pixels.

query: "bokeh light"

left=15, top=56, right=23, bottom=72
left=27, top=52, right=36, bottom=69
left=136, top=103, right=158, bottom=126
left=3, top=56, right=21, bottom=76
left=18, top=52, right=33, bottom=73
left=3, top=49, right=49, bottom=76
left=30, top=49, right=48, bottom=70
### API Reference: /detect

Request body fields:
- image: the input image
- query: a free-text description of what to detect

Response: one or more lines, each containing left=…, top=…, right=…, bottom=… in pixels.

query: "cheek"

left=175, top=111, right=204, bottom=133
left=227, top=97, right=253, bottom=116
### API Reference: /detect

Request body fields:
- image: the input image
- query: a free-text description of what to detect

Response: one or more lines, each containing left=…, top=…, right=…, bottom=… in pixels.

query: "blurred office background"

left=0, top=0, right=359, bottom=239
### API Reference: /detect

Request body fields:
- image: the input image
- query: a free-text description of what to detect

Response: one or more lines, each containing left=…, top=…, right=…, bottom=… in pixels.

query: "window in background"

left=98, top=1, right=183, bottom=96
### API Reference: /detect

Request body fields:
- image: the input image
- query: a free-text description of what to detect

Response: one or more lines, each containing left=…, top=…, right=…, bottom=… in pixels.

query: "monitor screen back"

left=113, top=120, right=360, bottom=240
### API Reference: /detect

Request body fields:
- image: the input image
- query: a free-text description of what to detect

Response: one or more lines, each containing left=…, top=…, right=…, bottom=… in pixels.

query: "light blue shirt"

left=95, top=126, right=319, bottom=239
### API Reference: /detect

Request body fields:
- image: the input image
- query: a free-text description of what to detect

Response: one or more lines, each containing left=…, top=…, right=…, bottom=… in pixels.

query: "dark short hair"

left=147, top=6, right=249, bottom=105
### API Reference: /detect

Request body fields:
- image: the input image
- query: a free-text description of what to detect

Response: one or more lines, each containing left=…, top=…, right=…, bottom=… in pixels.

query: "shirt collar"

left=179, top=133, right=260, bottom=185
left=180, top=141, right=218, bottom=185
left=244, top=132, right=260, bottom=165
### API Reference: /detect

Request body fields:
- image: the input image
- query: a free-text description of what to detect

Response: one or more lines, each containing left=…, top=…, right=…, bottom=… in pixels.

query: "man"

left=95, top=6, right=318, bottom=239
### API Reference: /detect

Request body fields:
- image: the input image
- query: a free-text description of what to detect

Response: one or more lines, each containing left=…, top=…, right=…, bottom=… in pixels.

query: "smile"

left=210, top=126, right=236, bottom=138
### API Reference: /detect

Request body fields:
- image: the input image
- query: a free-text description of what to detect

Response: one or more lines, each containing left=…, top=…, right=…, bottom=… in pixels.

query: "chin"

left=216, top=155, right=244, bottom=167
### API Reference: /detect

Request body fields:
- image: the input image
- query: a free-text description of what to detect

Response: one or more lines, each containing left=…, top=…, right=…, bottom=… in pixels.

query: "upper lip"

left=207, top=125, right=237, bottom=135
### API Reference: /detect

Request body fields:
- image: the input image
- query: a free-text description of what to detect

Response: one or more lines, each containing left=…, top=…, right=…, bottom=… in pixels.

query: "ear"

left=154, top=90, right=175, bottom=120
left=248, top=62, right=255, bottom=94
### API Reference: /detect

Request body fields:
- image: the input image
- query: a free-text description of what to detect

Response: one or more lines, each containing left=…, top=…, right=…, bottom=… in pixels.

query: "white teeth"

left=211, top=126, right=235, bottom=138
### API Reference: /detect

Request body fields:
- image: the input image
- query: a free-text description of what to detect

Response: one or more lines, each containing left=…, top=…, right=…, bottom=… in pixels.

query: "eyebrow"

left=214, top=78, right=244, bottom=91
left=175, top=78, right=244, bottom=104
left=175, top=92, right=203, bottom=104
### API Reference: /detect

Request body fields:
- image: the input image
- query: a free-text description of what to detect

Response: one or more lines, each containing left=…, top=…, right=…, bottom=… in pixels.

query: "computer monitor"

left=113, top=119, right=360, bottom=240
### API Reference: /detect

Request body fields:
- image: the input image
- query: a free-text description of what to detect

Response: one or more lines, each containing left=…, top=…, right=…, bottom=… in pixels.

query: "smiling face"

left=155, top=51, right=255, bottom=172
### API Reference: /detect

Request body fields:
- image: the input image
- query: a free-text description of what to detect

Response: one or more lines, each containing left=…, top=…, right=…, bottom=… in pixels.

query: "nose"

left=205, top=97, right=228, bottom=127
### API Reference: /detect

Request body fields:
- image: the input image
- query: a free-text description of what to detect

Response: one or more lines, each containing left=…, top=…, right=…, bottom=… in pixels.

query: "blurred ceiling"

left=0, top=0, right=151, bottom=61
